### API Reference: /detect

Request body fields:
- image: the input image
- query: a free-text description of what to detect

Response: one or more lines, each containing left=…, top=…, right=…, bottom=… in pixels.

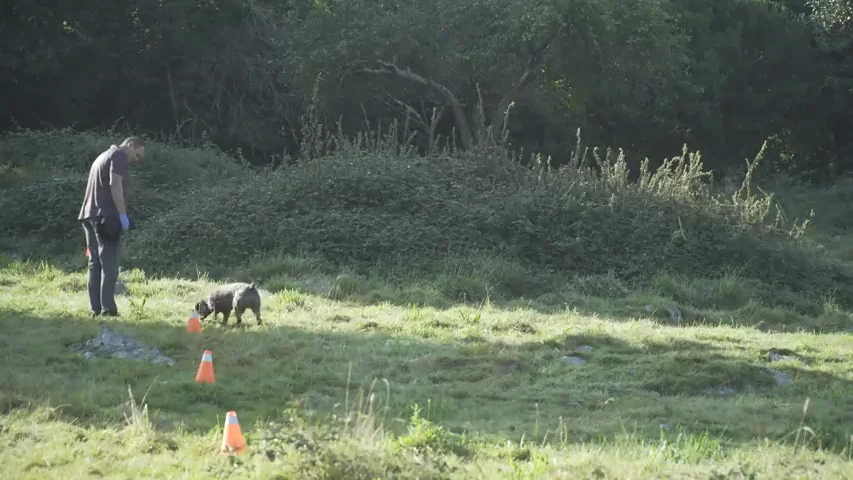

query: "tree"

left=296, top=0, right=690, bottom=157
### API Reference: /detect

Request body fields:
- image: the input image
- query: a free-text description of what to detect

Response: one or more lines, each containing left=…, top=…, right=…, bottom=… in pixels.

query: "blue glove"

left=119, top=213, right=130, bottom=231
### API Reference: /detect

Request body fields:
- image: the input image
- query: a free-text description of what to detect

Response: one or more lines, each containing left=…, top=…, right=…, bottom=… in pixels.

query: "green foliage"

left=809, top=0, right=853, bottom=30
left=0, top=128, right=247, bottom=253
left=0, top=172, right=82, bottom=250
left=670, top=0, right=834, bottom=171
left=5, top=0, right=853, bottom=176
left=397, top=402, right=469, bottom=457
left=5, top=127, right=851, bottom=310
left=0, top=0, right=300, bottom=160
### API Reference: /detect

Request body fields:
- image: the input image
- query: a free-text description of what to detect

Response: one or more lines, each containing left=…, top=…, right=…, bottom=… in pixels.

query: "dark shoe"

left=100, top=310, right=119, bottom=317
left=90, top=311, right=100, bottom=319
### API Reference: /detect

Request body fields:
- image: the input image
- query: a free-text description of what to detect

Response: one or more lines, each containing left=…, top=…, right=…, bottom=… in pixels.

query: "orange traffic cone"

left=187, top=310, right=202, bottom=333
left=220, top=411, right=247, bottom=455
left=195, top=350, right=215, bottom=384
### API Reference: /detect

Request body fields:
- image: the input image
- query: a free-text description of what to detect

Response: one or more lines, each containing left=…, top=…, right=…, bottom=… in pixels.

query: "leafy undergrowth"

left=1, top=260, right=853, bottom=478
left=3, top=127, right=853, bottom=312
left=0, top=127, right=246, bottom=255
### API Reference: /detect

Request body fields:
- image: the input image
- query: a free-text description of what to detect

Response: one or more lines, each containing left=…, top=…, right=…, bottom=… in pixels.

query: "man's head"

left=119, top=136, right=146, bottom=162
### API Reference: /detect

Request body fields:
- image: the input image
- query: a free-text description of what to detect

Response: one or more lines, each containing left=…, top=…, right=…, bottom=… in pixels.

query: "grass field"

left=2, top=249, right=853, bottom=479
left=3, top=128, right=853, bottom=478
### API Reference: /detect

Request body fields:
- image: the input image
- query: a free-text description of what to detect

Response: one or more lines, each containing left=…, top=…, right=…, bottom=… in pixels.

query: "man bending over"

left=78, top=136, right=146, bottom=317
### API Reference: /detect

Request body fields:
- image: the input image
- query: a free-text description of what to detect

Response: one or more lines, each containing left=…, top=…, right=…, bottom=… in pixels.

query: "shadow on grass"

left=6, top=250, right=853, bottom=335
left=1, top=306, right=853, bottom=453
left=12, top=251, right=853, bottom=347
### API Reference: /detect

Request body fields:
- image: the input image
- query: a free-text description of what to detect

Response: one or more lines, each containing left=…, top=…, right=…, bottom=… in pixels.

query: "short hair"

left=119, top=136, right=144, bottom=148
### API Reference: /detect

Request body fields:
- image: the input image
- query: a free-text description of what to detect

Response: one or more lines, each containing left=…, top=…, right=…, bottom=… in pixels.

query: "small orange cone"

left=195, top=350, right=215, bottom=384
left=220, top=411, right=247, bottom=455
left=187, top=310, right=202, bottom=333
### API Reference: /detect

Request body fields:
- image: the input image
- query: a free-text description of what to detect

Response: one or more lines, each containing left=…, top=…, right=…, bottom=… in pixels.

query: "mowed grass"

left=2, top=255, right=853, bottom=478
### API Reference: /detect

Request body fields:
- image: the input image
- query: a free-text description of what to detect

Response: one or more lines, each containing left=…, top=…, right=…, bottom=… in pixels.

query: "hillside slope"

left=3, top=128, right=853, bottom=478
left=1, top=128, right=851, bottom=313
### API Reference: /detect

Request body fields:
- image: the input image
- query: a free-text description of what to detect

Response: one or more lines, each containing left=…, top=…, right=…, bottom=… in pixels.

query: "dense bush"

left=4, top=127, right=852, bottom=307
left=0, top=126, right=851, bottom=308
left=147, top=138, right=853, bottom=298
left=0, top=128, right=246, bottom=253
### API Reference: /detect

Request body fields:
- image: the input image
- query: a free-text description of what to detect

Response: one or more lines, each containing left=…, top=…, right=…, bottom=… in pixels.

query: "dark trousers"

left=81, top=218, right=122, bottom=315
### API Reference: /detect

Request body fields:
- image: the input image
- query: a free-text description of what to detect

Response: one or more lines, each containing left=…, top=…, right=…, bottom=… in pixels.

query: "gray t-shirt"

left=78, top=145, right=130, bottom=221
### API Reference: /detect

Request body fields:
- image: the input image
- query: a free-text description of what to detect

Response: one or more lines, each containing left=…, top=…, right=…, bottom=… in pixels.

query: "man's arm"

left=110, top=173, right=127, bottom=214
left=109, top=153, right=129, bottom=215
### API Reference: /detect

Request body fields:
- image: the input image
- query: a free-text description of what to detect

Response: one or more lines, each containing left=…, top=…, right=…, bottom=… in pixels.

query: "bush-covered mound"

left=0, top=128, right=246, bottom=255
left=2, top=127, right=852, bottom=307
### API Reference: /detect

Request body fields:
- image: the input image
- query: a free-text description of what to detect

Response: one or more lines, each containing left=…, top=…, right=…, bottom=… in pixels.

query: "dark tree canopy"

left=3, top=0, right=853, bottom=179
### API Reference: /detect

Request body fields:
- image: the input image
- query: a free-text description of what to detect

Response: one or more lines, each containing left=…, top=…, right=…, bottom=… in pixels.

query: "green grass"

left=4, top=127, right=853, bottom=478
left=2, top=255, right=853, bottom=478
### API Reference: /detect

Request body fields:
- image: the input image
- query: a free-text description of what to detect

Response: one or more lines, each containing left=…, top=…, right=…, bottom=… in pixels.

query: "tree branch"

left=382, top=94, right=447, bottom=154
left=358, top=61, right=473, bottom=150
left=382, top=93, right=428, bottom=131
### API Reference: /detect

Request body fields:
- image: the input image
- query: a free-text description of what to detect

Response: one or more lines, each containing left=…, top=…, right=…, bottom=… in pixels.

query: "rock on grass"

left=69, top=326, right=175, bottom=366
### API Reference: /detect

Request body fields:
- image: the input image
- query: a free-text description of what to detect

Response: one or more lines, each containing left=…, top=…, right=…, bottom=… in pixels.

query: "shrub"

left=0, top=127, right=246, bottom=256
left=3, top=126, right=852, bottom=308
